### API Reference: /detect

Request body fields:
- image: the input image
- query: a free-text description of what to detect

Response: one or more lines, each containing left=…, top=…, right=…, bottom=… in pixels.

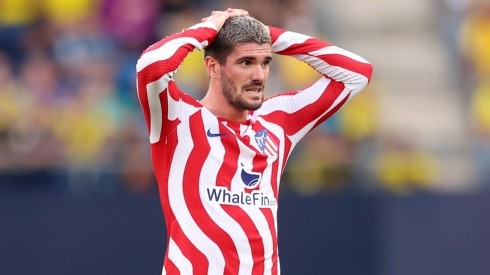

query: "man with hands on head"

left=136, top=8, right=372, bottom=275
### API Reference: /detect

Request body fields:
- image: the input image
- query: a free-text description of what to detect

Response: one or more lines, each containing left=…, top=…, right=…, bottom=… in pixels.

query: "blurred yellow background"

left=1, top=0, right=489, bottom=194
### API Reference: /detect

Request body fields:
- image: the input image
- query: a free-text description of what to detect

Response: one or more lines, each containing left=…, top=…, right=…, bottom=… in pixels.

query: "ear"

left=205, top=56, right=220, bottom=79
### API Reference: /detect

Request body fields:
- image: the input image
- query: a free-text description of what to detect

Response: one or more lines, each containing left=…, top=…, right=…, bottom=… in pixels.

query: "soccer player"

left=136, top=8, right=373, bottom=275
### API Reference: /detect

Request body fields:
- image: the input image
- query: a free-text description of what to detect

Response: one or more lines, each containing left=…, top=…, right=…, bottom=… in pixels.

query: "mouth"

left=244, top=86, right=263, bottom=95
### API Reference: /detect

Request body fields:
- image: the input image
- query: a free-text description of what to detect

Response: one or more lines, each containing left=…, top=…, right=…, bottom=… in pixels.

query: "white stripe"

left=146, top=75, right=200, bottom=143
left=168, top=121, right=225, bottom=274
left=310, top=45, right=371, bottom=63
left=260, top=77, right=332, bottom=116
left=240, top=206, right=274, bottom=274
left=271, top=31, right=369, bottom=95
left=265, top=139, right=278, bottom=154
left=136, top=37, right=209, bottom=72
left=293, top=54, right=369, bottom=93
left=199, top=111, right=254, bottom=275
left=265, top=145, right=276, bottom=156
left=261, top=77, right=351, bottom=143
left=272, top=31, right=311, bottom=52
left=146, top=75, right=170, bottom=143
left=234, top=140, right=276, bottom=274
left=188, top=21, right=217, bottom=31
left=168, top=237, right=193, bottom=274
left=255, top=118, right=285, bottom=232
left=138, top=21, right=215, bottom=73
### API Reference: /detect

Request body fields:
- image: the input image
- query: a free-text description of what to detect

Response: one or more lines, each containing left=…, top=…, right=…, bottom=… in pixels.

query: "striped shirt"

left=136, top=21, right=373, bottom=275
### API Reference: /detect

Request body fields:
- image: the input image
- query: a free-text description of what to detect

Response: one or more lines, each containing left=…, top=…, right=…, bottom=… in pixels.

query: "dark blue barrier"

left=377, top=193, right=490, bottom=275
left=0, top=189, right=165, bottom=275
left=277, top=192, right=379, bottom=275
left=1, top=182, right=490, bottom=275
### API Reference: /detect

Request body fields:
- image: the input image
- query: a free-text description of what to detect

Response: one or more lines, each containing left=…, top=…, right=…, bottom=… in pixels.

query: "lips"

left=244, top=86, right=263, bottom=94
left=245, top=88, right=262, bottom=94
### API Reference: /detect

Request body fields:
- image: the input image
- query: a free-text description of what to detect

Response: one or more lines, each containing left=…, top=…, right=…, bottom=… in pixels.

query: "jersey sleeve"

left=136, top=22, right=218, bottom=144
left=261, top=26, right=373, bottom=141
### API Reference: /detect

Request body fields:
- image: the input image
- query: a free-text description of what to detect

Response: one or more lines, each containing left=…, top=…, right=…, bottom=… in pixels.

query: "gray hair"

left=204, top=16, right=271, bottom=65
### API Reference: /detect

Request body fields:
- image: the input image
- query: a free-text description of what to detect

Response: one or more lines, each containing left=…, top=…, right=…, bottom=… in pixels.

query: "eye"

left=262, top=60, right=271, bottom=66
left=241, top=60, right=251, bottom=66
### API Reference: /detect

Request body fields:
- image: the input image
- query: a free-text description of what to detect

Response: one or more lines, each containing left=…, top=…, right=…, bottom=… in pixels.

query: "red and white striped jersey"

left=136, top=21, right=373, bottom=275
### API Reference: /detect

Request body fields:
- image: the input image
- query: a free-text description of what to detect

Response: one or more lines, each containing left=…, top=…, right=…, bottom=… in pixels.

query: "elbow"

left=348, top=64, right=373, bottom=96
left=365, top=62, right=374, bottom=83
left=355, top=62, right=374, bottom=93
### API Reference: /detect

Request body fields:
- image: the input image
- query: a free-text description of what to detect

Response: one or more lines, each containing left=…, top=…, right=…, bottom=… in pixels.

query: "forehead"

left=228, top=43, right=272, bottom=59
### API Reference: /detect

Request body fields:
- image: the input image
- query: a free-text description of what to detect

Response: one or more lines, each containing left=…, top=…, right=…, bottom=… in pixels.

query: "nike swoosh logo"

left=207, top=128, right=231, bottom=137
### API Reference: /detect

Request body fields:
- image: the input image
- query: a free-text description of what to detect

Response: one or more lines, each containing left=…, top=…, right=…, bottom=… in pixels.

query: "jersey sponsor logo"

left=206, top=187, right=277, bottom=208
left=207, top=128, right=231, bottom=137
left=206, top=165, right=276, bottom=208
left=254, top=129, right=278, bottom=156
left=241, top=163, right=261, bottom=189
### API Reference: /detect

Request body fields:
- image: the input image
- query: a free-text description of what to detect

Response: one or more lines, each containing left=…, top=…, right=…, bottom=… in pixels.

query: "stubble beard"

left=221, top=72, right=264, bottom=111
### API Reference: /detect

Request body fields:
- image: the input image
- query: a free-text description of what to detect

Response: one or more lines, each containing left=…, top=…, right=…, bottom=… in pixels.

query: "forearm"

left=136, top=22, right=218, bottom=84
left=135, top=22, right=218, bottom=144
left=269, top=26, right=373, bottom=93
left=136, top=8, right=249, bottom=83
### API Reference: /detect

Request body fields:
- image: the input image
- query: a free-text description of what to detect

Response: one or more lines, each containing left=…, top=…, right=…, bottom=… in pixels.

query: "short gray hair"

left=204, top=16, right=271, bottom=65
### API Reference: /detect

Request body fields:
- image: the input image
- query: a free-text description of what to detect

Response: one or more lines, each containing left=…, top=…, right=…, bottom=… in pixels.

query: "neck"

left=200, top=87, right=248, bottom=122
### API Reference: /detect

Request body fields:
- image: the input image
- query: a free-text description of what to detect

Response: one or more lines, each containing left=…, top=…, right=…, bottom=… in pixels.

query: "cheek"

left=229, top=72, right=248, bottom=86
left=264, top=68, right=270, bottom=80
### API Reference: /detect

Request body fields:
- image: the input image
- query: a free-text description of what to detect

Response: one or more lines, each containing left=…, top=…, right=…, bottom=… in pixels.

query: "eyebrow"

left=236, top=56, right=273, bottom=63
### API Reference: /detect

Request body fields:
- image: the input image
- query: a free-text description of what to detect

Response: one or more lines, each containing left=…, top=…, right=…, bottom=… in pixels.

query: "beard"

left=221, top=72, right=264, bottom=111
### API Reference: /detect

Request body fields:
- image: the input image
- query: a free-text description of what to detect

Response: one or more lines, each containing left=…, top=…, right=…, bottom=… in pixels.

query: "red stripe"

left=315, top=53, right=373, bottom=80
left=266, top=131, right=281, bottom=199
left=183, top=113, right=241, bottom=274
left=136, top=81, right=152, bottom=136
left=281, top=138, right=293, bottom=175
left=261, top=207, right=278, bottom=275
left=253, top=121, right=281, bottom=198
left=164, top=258, right=180, bottom=275
left=273, top=33, right=372, bottom=81
left=277, top=37, right=332, bottom=56
left=156, top=134, right=207, bottom=274
left=170, top=228, right=208, bottom=275
left=269, top=26, right=286, bottom=44
left=251, top=128, right=280, bottom=275
left=150, top=132, right=172, bottom=271
left=269, top=81, right=347, bottom=136
left=272, top=29, right=369, bottom=84
left=265, top=140, right=278, bottom=156
left=216, top=121, right=238, bottom=189
left=267, top=136, right=281, bottom=275
left=150, top=133, right=171, bottom=237
left=136, top=64, right=173, bottom=141
left=314, top=92, right=350, bottom=129
left=248, top=123, right=279, bottom=274
left=144, top=26, right=216, bottom=53
left=216, top=124, right=266, bottom=274
left=223, top=205, right=265, bottom=275
left=153, top=130, right=209, bottom=274
left=138, top=46, right=194, bottom=87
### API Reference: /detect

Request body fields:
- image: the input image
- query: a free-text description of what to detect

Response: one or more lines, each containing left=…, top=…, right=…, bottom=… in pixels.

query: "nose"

left=251, top=65, right=267, bottom=82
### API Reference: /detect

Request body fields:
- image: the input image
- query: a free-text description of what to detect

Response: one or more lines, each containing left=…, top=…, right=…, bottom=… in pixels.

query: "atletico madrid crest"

left=254, top=129, right=278, bottom=156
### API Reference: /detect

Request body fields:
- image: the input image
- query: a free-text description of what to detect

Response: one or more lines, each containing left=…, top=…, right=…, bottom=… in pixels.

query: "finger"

left=226, top=8, right=246, bottom=12
left=225, top=8, right=248, bottom=14
left=226, top=10, right=248, bottom=17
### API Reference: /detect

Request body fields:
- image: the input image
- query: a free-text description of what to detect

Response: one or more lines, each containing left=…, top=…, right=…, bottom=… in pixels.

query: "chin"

left=234, top=96, right=264, bottom=111
left=248, top=102, right=263, bottom=111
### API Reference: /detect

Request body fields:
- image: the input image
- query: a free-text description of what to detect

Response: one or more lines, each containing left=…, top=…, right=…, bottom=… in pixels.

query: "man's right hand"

left=201, top=8, right=249, bottom=31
